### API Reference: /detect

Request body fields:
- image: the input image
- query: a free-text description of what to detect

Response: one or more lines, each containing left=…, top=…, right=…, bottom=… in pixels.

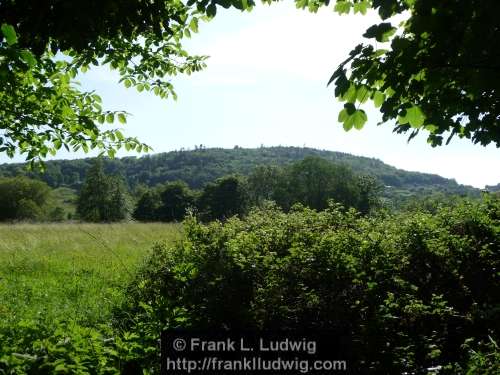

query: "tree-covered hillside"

left=0, top=146, right=480, bottom=199
left=486, top=183, right=500, bottom=192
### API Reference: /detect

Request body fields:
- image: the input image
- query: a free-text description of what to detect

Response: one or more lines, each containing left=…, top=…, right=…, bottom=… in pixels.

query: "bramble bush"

left=121, top=198, right=499, bottom=374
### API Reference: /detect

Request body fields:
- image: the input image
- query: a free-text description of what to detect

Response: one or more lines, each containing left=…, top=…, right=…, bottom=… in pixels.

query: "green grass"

left=0, top=223, right=181, bottom=330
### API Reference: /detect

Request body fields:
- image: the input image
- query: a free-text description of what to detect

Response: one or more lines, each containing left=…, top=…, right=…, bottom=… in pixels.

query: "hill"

left=0, top=146, right=480, bottom=201
left=486, top=183, right=500, bottom=192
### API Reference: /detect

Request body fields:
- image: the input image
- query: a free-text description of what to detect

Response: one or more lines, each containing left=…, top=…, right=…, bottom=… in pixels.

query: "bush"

left=121, top=198, right=500, bottom=373
left=0, top=319, right=148, bottom=374
left=0, top=177, right=51, bottom=221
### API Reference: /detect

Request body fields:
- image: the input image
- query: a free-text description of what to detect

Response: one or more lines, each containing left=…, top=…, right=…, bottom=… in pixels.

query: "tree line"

left=131, top=156, right=382, bottom=222
left=0, top=147, right=477, bottom=197
left=0, top=156, right=384, bottom=222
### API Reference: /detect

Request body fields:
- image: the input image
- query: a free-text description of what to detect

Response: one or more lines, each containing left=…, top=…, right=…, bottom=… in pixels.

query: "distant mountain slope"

left=486, top=183, right=500, bottom=192
left=0, top=147, right=479, bottom=197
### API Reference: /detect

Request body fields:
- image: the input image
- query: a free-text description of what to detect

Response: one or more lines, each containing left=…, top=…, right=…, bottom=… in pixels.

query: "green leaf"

left=207, top=3, right=217, bottom=17
left=385, top=87, right=396, bottom=97
left=425, top=124, right=438, bottom=133
left=115, top=130, right=125, bottom=141
left=189, top=18, right=199, bottom=33
left=338, top=109, right=348, bottom=123
left=353, top=0, right=368, bottom=15
left=106, top=113, right=114, bottom=123
left=372, top=49, right=388, bottom=57
left=136, top=84, right=144, bottom=93
left=117, top=113, right=127, bottom=124
left=372, top=91, right=385, bottom=108
left=20, top=51, right=37, bottom=67
left=334, top=1, right=351, bottom=15
left=124, top=79, right=132, bottom=88
left=343, top=109, right=368, bottom=131
left=342, top=84, right=358, bottom=103
left=363, top=23, right=397, bottom=43
left=399, top=106, right=426, bottom=128
left=356, top=85, right=370, bottom=103
left=296, top=0, right=308, bottom=9
left=1, top=23, right=17, bottom=45
left=54, top=364, right=67, bottom=372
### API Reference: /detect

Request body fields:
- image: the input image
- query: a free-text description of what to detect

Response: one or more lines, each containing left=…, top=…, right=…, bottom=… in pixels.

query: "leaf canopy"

left=324, top=0, right=500, bottom=147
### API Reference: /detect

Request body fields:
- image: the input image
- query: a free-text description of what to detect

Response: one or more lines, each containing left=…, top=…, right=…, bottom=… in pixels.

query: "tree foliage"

left=322, top=0, right=500, bottom=146
left=209, top=0, right=500, bottom=147
left=280, top=156, right=379, bottom=212
left=0, top=176, right=51, bottom=221
left=0, top=0, right=207, bottom=165
left=249, top=0, right=500, bottom=146
left=133, top=189, right=162, bottom=222
left=1, top=147, right=475, bottom=204
left=76, top=158, right=130, bottom=222
left=198, top=175, right=249, bottom=221
left=157, top=180, right=196, bottom=221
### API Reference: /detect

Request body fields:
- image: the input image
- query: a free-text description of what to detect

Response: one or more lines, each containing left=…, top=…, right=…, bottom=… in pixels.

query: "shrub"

left=0, top=319, right=148, bottom=374
left=0, top=177, right=51, bottom=221
left=120, top=198, right=500, bottom=373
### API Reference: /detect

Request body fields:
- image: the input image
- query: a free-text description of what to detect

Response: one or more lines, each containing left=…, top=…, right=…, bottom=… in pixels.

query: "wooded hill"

left=0, top=146, right=480, bottom=200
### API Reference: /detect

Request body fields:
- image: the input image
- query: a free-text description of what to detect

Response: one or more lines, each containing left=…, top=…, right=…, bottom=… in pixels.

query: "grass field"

left=0, top=223, right=182, bottom=332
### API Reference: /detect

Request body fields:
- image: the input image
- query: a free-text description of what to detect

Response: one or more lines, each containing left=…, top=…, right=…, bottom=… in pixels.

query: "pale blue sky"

left=2, top=2, right=499, bottom=188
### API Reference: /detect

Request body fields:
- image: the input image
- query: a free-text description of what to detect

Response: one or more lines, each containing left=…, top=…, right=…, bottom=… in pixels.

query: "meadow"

left=0, top=223, right=182, bottom=333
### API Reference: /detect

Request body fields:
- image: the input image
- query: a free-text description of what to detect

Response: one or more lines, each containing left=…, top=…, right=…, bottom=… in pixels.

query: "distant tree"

left=157, top=181, right=195, bottom=222
left=107, top=176, right=130, bottom=221
left=198, top=175, right=248, bottom=221
left=355, top=175, right=383, bottom=215
left=133, top=189, right=161, bottom=222
left=76, top=159, right=129, bottom=222
left=0, top=176, right=51, bottom=221
left=247, top=165, right=284, bottom=206
left=279, top=157, right=360, bottom=211
left=250, top=157, right=382, bottom=214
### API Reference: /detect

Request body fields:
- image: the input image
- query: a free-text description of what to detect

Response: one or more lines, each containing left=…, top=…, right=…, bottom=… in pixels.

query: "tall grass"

left=0, top=223, right=181, bottom=330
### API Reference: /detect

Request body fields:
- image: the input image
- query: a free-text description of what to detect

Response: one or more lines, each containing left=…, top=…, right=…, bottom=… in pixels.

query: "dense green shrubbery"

left=121, top=198, right=500, bottom=373
left=1, top=198, right=497, bottom=373
left=0, top=319, right=151, bottom=374
left=0, top=177, right=51, bottom=221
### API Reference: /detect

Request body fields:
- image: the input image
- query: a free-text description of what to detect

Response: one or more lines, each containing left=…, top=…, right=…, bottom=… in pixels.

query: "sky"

left=1, top=2, right=499, bottom=188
